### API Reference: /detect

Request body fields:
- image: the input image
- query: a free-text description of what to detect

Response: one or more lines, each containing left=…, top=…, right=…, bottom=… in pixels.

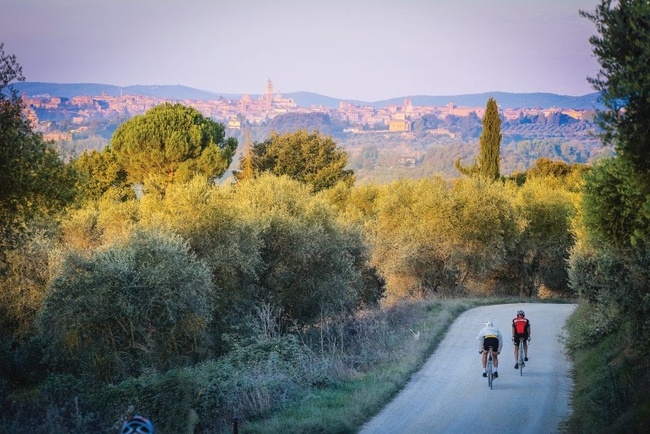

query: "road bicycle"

left=518, top=338, right=526, bottom=376
left=486, top=346, right=494, bottom=389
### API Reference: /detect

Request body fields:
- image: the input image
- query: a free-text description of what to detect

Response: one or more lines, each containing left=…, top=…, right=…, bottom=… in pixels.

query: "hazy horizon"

left=2, top=0, right=601, bottom=101
left=13, top=80, right=600, bottom=104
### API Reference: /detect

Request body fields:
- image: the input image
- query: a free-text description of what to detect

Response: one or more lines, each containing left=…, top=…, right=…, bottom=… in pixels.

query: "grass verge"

left=562, top=302, right=650, bottom=434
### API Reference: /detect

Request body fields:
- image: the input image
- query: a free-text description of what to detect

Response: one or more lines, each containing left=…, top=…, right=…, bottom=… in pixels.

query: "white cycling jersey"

left=476, top=325, right=504, bottom=353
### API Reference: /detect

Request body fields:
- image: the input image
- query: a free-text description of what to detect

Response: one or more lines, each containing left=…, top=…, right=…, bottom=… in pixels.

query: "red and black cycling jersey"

left=512, top=317, right=530, bottom=335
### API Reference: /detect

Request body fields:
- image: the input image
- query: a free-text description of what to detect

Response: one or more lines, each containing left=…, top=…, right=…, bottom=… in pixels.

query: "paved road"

left=359, top=303, right=576, bottom=434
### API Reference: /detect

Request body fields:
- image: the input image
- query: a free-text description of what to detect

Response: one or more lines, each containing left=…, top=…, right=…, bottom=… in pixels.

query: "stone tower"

left=265, top=79, right=273, bottom=111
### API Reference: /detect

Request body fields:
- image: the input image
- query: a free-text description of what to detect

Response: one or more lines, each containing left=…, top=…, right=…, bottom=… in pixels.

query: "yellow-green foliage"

left=364, top=176, right=565, bottom=301
left=513, top=176, right=577, bottom=295
left=36, top=230, right=215, bottom=381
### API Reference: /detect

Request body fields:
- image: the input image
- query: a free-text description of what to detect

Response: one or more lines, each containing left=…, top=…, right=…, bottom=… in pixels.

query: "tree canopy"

left=109, top=102, right=237, bottom=195
left=72, top=148, right=133, bottom=205
left=236, top=129, right=355, bottom=192
left=0, top=43, right=75, bottom=233
left=581, top=0, right=650, bottom=176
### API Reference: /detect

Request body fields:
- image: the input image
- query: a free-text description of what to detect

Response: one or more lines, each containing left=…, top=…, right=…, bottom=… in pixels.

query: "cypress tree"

left=455, top=97, right=502, bottom=181
left=478, top=97, right=502, bottom=181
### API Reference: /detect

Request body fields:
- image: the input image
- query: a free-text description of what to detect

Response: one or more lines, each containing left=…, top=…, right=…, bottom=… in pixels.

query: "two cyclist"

left=477, top=320, right=503, bottom=378
left=512, top=309, right=531, bottom=369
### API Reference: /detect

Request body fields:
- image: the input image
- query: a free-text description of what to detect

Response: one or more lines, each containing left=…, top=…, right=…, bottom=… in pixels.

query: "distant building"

left=389, top=119, right=411, bottom=132
left=228, top=118, right=242, bottom=130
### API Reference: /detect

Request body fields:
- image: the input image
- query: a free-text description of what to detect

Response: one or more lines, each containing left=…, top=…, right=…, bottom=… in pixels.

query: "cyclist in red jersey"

left=512, top=309, right=531, bottom=369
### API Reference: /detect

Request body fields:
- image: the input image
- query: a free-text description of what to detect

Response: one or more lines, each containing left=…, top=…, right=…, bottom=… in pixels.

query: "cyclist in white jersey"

left=477, top=320, right=503, bottom=378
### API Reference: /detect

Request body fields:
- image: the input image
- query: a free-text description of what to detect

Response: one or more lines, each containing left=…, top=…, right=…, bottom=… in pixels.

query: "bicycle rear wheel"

left=487, top=352, right=493, bottom=389
left=519, top=341, right=525, bottom=376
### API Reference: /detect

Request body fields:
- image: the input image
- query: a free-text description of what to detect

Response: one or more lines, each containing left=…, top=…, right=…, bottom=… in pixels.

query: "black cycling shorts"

left=514, top=333, right=529, bottom=345
left=483, top=337, right=499, bottom=352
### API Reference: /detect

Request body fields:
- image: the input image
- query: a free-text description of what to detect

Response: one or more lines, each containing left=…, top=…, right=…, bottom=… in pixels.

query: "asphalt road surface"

left=359, top=303, right=576, bottom=434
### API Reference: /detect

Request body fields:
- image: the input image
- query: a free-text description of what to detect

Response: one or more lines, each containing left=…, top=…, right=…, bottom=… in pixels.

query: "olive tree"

left=446, top=177, right=519, bottom=292
left=511, top=176, right=576, bottom=296
left=231, top=174, right=367, bottom=326
left=36, top=229, right=214, bottom=381
left=368, top=177, right=457, bottom=301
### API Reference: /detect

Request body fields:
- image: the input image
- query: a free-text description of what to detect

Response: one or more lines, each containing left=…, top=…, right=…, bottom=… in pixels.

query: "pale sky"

left=1, top=0, right=601, bottom=102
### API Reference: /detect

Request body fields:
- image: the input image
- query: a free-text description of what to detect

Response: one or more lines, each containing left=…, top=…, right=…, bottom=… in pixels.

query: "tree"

left=510, top=157, right=590, bottom=188
left=511, top=176, right=575, bottom=296
left=0, top=43, right=75, bottom=233
left=368, top=178, right=456, bottom=301
left=36, top=229, right=215, bottom=381
left=72, top=148, right=133, bottom=204
left=240, top=129, right=355, bottom=192
left=455, top=97, right=502, bottom=181
left=581, top=0, right=650, bottom=250
left=109, top=102, right=237, bottom=195
left=581, top=0, right=650, bottom=177
left=231, top=174, right=367, bottom=325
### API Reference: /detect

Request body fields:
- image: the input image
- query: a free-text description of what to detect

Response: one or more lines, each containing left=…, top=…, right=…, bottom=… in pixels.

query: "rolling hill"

left=12, top=82, right=602, bottom=110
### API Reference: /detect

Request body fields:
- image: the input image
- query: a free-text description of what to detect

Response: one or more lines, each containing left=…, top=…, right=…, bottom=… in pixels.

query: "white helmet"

left=485, top=320, right=493, bottom=328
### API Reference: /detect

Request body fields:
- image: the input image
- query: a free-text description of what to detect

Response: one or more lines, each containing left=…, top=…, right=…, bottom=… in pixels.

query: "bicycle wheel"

left=519, top=340, right=525, bottom=376
left=487, top=351, right=493, bottom=389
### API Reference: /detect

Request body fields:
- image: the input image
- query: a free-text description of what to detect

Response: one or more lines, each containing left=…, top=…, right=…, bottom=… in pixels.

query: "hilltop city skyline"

left=18, top=78, right=597, bottom=146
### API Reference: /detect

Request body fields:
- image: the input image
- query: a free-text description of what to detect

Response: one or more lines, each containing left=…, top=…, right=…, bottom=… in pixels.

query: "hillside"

left=13, top=82, right=602, bottom=110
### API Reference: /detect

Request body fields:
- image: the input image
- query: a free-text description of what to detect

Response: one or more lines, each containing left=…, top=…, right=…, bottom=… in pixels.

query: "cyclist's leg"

left=515, top=333, right=522, bottom=369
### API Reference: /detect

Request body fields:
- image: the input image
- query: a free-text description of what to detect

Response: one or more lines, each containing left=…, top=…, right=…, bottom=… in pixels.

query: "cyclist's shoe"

left=482, top=372, right=487, bottom=377
left=493, top=372, right=498, bottom=378
left=514, top=363, right=519, bottom=369
left=524, top=357, right=528, bottom=361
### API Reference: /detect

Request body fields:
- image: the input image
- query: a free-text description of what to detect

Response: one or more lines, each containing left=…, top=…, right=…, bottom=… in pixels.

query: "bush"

left=35, top=230, right=215, bottom=381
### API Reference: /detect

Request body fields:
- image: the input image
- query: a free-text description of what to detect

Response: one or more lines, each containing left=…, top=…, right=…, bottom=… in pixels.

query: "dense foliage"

left=0, top=43, right=75, bottom=236
left=110, top=102, right=237, bottom=195
left=236, top=129, right=356, bottom=192
left=565, top=1, right=650, bottom=432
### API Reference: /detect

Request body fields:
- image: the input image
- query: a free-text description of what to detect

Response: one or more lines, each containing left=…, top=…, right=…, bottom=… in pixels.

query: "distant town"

left=20, top=79, right=594, bottom=143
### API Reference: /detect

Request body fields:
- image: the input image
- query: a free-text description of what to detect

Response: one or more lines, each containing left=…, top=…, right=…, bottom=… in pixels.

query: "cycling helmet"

left=485, top=320, right=493, bottom=327
left=121, top=415, right=154, bottom=434
left=517, top=310, right=525, bottom=317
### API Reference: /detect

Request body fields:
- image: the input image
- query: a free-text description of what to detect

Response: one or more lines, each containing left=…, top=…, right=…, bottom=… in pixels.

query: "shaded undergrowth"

left=562, top=302, right=650, bottom=434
